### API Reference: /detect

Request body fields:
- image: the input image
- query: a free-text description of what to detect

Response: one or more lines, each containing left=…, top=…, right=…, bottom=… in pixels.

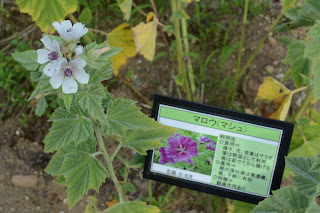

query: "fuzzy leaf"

left=256, top=77, right=293, bottom=121
left=129, top=153, right=145, bottom=168
left=286, top=157, right=320, bottom=197
left=108, top=23, right=136, bottom=75
left=60, top=151, right=108, bottom=209
left=299, top=0, right=320, bottom=20
left=309, top=155, right=320, bottom=172
left=122, top=182, right=136, bottom=192
left=251, top=186, right=310, bottom=213
left=45, top=138, right=96, bottom=176
left=88, top=62, right=113, bottom=84
left=76, top=83, right=107, bottom=124
left=62, top=93, right=73, bottom=112
left=282, top=0, right=298, bottom=12
left=120, top=126, right=176, bottom=155
left=29, top=74, right=56, bottom=101
left=44, top=107, right=94, bottom=152
left=287, top=58, right=311, bottom=88
left=102, top=201, right=160, bottom=213
left=304, top=23, right=320, bottom=60
left=79, top=7, right=92, bottom=25
left=16, top=0, right=77, bottom=33
left=132, top=12, right=158, bottom=61
left=11, top=50, right=39, bottom=71
left=103, top=98, right=161, bottom=137
left=117, top=0, right=132, bottom=21
left=313, top=61, right=320, bottom=101
left=35, top=95, right=47, bottom=116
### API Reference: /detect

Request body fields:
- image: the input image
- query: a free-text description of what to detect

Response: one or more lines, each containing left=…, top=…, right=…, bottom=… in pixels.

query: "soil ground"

left=0, top=1, right=310, bottom=212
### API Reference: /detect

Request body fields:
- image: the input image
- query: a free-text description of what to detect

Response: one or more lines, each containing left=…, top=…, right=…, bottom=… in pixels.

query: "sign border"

left=143, top=94, right=294, bottom=204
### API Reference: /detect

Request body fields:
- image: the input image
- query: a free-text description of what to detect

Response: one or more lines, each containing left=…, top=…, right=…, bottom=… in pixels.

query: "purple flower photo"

left=199, top=137, right=216, bottom=151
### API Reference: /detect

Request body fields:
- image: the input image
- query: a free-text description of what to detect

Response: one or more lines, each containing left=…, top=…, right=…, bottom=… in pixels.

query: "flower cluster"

left=159, top=135, right=198, bottom=165
left=37, top=20, right=89, bottom=94
left=199, top=137, right=216, bottom=151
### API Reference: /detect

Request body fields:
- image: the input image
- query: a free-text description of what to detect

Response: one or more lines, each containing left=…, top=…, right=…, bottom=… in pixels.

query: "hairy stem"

left=111, top=143, right=122, bottom=162
left=94, top=123, right=128, bottom=203
left=67, top=13, right=93, bottom=44
left=229, top=0, right=249, bottom=109
left=294, top=89, right=313, bottom=122
left=228, top=14, right=283, bottom=107
left=171, top=0, right=191, bottom=100
left=292, top=86, right=308, bottom=94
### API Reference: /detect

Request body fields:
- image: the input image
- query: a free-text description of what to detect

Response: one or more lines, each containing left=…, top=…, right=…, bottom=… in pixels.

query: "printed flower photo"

left=153, top=129, right=217, bottom=175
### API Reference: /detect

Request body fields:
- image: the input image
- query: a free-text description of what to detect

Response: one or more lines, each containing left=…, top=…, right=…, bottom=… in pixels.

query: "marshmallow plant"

left=13, top=20, right=175, bottom=212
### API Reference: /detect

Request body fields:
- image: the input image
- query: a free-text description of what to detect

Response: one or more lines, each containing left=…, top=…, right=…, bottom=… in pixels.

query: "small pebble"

left=11, top=175, right=38, bottom=188
left=63, top=198, right=68, bottom=205
left=268, top=36, right=277, bottom=46
left=265, top=65, right=274, bottom=74
left=275, top=73, right=284, bottom=80
left=36, top=206, right=40, bottom=210
left=137, top=59, right=142, bottom=64
left=15, top=130, right=20, bottom=136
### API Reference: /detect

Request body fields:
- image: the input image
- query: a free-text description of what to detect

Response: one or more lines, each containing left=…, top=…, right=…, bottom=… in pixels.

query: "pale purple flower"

left=166, top=135, right=198, bottom=164
left=75, top=45, right=83, bottom=55
left=37, top=36, right=62, bottom=77
left=159, top=147, right=175, bottom=165
left=199, top=137, right=216, bottom=151
left=49, top=58, right=89, bottom=94
left=52, top=20, right=88, bottom=42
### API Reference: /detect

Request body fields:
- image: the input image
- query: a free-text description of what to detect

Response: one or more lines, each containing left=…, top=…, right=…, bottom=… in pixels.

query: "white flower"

left=49, top=58, right=89, bottom=94
left=75, top=45, right=83, bottom=55
left=37, top=36, right=62, bottom=77
left=52, top=20, right=88, bottom=42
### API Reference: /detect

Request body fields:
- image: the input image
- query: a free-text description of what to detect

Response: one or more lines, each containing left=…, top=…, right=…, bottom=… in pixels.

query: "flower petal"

left=52, top=39, right=60, bottom=53
left=37, top=49, right=50, bottom=64
left=53, top=20, right=73, bottom=41
left=69, top=58, right=86, bottom=70
left=72, top=22, right=88, bottom=40
left=75, top=45, right=83, bottom=55
left=60, top=58, right=68, bottom=70
left=62, top=76, right=78, bottom=94
left=49, top=71, right=64, bottom=89
left=73, top=68, right=89, bottom=84
left=40, top=36, right=56, bottom=51
left=44, top=60, right=59, bottom=77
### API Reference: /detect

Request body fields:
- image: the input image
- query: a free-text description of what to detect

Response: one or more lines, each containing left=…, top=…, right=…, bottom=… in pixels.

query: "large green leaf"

left=29, top=74, right=56, bottom=101
left=44, top=107, right=94, bottom=152
left=35, top=95, right=47, bottom=116
left=60, top=151, right=108, bottom=209
left=299, top=0, right=320, bottom=20
left=251, top=186, right=310, bottom=213
left=16, top=0, right=77, bottom=33
left=76, top=83, right=107, bottom=124
left=103, top=98, right=162, bottom=137
left=11, top=50, right=39, bottom=71
left=88, top=62, right=113, bottom=84
left=286, top=157, right=320, bottom=197
left=120, top=126, right=176, bottom=155
left=309, top=155, right=320, bottom=172
left=45, top=138, right=96, bottom=175
left=117, top=0, right=132, bottom=21
left=313, top=61, right=320, bottom=101
left=282, top=0, right=298, bottom=12
left=102, top=201, right=160, bottom=213
left=304, top=23, right=320, bottom=60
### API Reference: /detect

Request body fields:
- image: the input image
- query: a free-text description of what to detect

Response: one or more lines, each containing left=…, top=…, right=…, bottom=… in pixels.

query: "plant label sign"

left=143, top=95, right=294, bottom=204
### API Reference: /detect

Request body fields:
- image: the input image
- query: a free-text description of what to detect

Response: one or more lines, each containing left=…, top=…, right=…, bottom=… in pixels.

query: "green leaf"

left=172, top=10, right=190, bottom=19
left=120, top=126, right=176, bottom=155
left=232, top=201, right=255, bottom=213
left=60, top=151, right=109, bottom=209
left=11, top=50, right=39, bottom=71
left=309, top=155, right=320, bottom=172
left=45, top=138, right=96, bottom=175
left=79, top=7, right=92, bottom=25
left=44, top=107, right=94, bottom=152
left=279, top=36, right=299, bottom=46
left=123, top=182, right=136, bottom=192
left=57, top=175, right=66, bottom=185
left=16, top=0, right=77, bottom=33
left=285, top=41, right=305, bottom=65
left=129, top=153, right=145, bottom=168
left=102, top=201, right=160, bottom=213
left=299, top=0, right=320, bottom=20
left=251, top=186, right=310, bottom=213
left=62, top=93, right=73, bottom=112
left=174, top=73, right=184, bottom=86
left=287, top=58, right=311, bottom=88
left=103, top=98, right=161, bottom=137
left=282, top=0, right=298, bottom=12
left=35, top=95, right=47, bottom=117
left=117, top=0, right=132, bottom=21
left=219, top=43, right=240, bottom=68
left=286, top=157, right=320, bottom=196
left=76, top=83, right=107, bottom=124
left=88, top=62, right=113, bottom=84
left=304, top=23, right=320, bottom=60
left=29, top=74, right=56, bottom=101
left=288, top=140, right=320, bottom=157
left=30, top=70, right=41, bottom=82
left=313, top=61, right=320, bottom=101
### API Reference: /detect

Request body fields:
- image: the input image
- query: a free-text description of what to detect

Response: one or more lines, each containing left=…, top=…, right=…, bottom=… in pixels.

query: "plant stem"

left=94, top=122, right=128, bottom=203
left=148, top=180, right=153, bottom=202
left=171, top=0, right=191, bottom=101
left=181, top=9, right=196, bottom=96
left=67, top=13, right=93, bottom=44
left=228, top=14, right=283, bottom=108
left=111, top=144, right=122, bottom=162
left=294, top=89, right=313, bottom=122
left=291, top=86, right=308, bottom=94
left=229, top=0, right=249, bottom=109
left=90, top=151, right=103, bottom=157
